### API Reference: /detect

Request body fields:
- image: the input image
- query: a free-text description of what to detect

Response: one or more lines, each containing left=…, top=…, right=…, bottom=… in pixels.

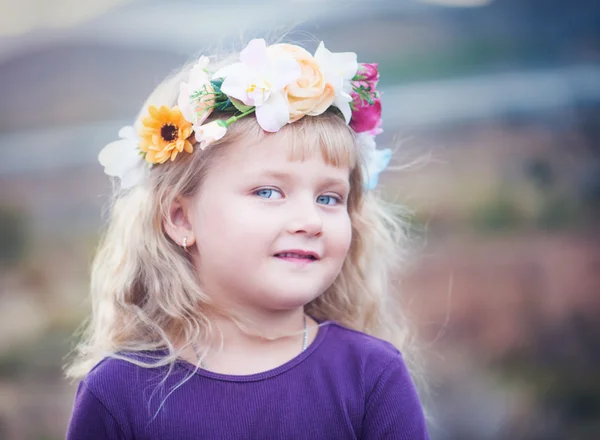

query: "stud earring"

left=182, top=236, right=188, bottom=251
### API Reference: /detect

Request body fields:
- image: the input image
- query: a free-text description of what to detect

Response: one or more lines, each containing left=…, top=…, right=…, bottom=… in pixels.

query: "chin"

left=261, top=286, right=323, bottom=311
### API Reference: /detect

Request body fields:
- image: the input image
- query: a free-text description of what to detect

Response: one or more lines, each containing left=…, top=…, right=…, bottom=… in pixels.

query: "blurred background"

left=0, top=0, right=599, bottom=438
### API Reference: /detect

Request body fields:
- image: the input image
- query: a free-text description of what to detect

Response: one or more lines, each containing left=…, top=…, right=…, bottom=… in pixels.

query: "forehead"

left=212, top=133, right=351, bottom=181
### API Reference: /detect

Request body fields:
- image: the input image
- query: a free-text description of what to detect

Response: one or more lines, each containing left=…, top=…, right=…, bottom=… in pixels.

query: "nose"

left=287, top=198, right=323, bottom=237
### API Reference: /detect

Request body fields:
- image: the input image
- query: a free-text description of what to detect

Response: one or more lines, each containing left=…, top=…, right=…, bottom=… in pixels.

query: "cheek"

left=193, top=196, right=276, bottom=255
left=326, top=213, right=353, bottom=257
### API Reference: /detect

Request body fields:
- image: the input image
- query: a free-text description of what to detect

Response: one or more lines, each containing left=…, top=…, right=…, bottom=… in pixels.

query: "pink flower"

left=353, top=63, right=379, bottom=92
left=358, top=63, right=379, bottom=83
left=349, top=63, right=381, bottom=133
left=178, top=56, right=215, bottom=126
left=349, top=96, right=381, bottom=133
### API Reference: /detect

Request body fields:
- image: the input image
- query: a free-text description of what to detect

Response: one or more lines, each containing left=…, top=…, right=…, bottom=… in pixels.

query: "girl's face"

left=189, top=133, right=353, bottom=312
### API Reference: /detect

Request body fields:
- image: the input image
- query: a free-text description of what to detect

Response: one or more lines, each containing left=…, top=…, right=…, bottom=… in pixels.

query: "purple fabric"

left=67, top=322, right=429, bottom=439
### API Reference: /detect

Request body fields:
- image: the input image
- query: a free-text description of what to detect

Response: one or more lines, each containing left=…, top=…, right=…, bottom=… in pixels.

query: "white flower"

left=314, top=42, right=358, bottom=123
left=356, top=132, right=391, bottom=190
left=178, top=56, right=214, bottom=126
left=98, top=126, right=148, bottom=189
left=212, top=39, right=301, bottom=132
left=195, top=120, right=228, bottom=150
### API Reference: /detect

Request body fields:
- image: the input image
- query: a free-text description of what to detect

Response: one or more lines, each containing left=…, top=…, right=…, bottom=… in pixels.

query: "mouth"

left=274, top=250, right=320, bottom=262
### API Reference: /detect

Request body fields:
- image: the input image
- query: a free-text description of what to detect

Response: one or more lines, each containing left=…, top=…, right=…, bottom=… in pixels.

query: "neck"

left=209, top=306, right=306, bottom=348
left=185, top=305, right=317, bottom=375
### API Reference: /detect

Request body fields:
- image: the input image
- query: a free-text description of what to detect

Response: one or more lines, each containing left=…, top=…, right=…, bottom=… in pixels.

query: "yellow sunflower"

left=139, top=105, right=194, bottom=164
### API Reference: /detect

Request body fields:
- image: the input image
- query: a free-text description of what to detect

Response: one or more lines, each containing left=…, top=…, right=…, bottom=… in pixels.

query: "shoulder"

left=318, top=322, right=411, bottom=389
left=73, top=353, right=176, bottom=435
left=84, top=355, right=149, bottom=396
left=68, top=357, right=145, bottom=440
left=321, top=321, right=401, bottom=364
left=320, top=324, right=429, bottom=438
left=82, top=352, right=174, bottom=414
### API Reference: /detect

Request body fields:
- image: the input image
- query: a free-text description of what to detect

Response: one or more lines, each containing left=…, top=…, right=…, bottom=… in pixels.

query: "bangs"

left=220, top=111, right=358, bottom=170
left=281, top=112, right=358, bottom=169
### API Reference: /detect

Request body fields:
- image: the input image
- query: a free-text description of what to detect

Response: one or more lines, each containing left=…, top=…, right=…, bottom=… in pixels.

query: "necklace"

left=193, top=315, right=309, bottom=369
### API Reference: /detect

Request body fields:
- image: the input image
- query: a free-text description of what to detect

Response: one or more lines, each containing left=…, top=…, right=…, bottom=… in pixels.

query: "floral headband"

left=98, top=39, right=391, bottom=190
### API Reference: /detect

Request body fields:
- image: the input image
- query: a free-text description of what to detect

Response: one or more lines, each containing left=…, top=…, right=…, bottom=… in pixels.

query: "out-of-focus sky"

left=0, top=0, right=492, bottom=60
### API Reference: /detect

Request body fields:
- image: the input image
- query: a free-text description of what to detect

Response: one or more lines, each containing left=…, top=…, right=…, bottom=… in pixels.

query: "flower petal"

left=148, top=106, right=161, bottom=119
left=314, top=42, right=358, bottom=81
left=158, top=106, right=170, bottom=118
left=364, top=148, right=392, bottom=190
left=239, top=39, right=269, bottom=70
left=98, top=132, right=148, bottom=189
left=142, top=116, right=162, bottom=128
left=212, top=62, right=244, bottom=80
left=333, top=92, right=353, bottom=123
left=181, top=124, right=193, bottom=140
left=269, top=56, right=302, bottom=91
left=118, top=125, right=138, bottom=140
left=255, top=92, right=290, bottom=132
left=98, top=139, right=126, bottom=171
left=220, top=73, right=255, bottom=105
left=314, top=41, right=358, bottom=125
left=195, top=120, right=228, bottom=149
left=120, top=163, right=147, bottom=189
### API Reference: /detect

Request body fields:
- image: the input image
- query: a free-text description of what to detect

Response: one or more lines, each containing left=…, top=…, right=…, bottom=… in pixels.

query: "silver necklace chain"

left=193, top=315, right=308, bottom=370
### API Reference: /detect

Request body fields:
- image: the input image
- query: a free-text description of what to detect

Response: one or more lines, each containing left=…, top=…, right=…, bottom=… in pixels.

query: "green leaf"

left=213, top=100, right=229, bottom=111
left=210, top=78, right=223, bottom=94
left=229, top=97, right=253, bottom=113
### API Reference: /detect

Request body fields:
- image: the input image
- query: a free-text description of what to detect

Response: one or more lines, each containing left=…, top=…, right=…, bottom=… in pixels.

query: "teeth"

left=278, top=253, right=314, bottom=259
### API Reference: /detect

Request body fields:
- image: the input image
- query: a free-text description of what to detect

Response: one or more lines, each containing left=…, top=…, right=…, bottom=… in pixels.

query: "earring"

left=182, top=236, right=188, bottom=251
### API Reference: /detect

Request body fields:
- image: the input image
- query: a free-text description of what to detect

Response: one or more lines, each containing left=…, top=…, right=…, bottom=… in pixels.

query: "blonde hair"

left=66, top=52, right=423, bottom=388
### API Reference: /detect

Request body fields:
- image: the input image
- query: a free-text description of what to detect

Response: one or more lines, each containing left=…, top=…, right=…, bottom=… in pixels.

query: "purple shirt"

left=67, top=322, right=429, bottom=439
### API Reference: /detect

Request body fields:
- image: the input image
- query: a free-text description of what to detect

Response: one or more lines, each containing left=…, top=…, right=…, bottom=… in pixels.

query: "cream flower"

left=195, top=120, right=227, bottom=150
left=98, top=126, right=148, bottom=189
left=268, top=44, right=334, bottom=122
left=314, top=42, right=358, bottom=123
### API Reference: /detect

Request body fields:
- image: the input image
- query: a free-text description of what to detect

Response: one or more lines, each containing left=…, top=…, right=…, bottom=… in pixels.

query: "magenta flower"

left=349, top=63, right=381, bottom=133
left=358, top=63, right=379, bottom=84
left=349, top=96, right=381, bottom=133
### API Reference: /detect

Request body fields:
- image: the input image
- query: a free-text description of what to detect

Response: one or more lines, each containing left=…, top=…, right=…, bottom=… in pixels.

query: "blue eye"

left=316, top=195, right=341, bottom=206
left=255, top=188, right=283, bottom=199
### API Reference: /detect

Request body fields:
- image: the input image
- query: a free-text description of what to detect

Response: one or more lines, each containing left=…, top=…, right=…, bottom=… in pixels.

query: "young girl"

left=66, top=38, right=429, bottom=439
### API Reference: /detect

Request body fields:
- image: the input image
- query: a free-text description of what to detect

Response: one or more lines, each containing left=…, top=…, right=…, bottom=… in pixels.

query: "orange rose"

left=268, top=44, right=335, bottom=121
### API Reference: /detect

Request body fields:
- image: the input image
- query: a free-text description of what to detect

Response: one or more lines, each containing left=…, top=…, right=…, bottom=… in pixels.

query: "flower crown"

left=98, top=39, right=391, bottom=190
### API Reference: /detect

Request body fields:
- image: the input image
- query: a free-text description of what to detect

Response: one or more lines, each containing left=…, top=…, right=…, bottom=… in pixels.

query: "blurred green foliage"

left=498, top=311, right=600, bottom=439
left=0, top=206, right=28, bottom=265
left=472, top=190, right=523, bottom=232
left=379, top=39, right=551, bottom=85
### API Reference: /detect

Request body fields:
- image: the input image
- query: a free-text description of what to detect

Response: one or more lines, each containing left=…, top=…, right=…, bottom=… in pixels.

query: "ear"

left=163, top=196, right=196, bottom=249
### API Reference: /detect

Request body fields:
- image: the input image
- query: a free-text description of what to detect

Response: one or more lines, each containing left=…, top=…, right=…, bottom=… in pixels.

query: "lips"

left=274, top=250, right=320, bottom=261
